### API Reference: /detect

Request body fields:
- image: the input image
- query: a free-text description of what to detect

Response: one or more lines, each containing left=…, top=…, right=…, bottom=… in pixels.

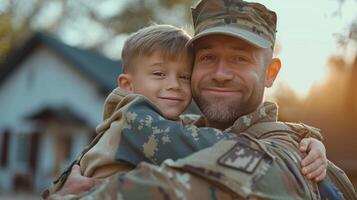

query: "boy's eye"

left=152, top=71, right=166, bottom=77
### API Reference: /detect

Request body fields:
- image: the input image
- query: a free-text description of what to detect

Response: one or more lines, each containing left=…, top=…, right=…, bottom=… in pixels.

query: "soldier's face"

left=126, top=51, right=192, bottom=120
left=191, top=35, right=279, bottom=129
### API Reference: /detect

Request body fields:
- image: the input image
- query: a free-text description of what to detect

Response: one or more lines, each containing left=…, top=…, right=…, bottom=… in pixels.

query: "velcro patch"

left=217, top=141, right=265, bottom=174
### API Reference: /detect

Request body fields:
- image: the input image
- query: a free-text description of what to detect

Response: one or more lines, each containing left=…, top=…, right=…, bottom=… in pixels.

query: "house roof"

left=0, top=32, right=122, bottom=93
left=26, top=105, right=87, bottom=125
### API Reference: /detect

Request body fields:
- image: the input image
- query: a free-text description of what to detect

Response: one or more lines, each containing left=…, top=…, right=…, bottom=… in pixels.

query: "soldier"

left=44, top=9, right=328, bottom=200
left=47, top=0, right=357, bottom=199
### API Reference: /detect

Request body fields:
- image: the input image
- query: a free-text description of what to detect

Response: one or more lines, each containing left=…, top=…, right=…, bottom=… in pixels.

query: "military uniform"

left=44, top=86, right=356, bottom=199
left=45, top=86, right=357, bottom=199
left=74, top=91, right=356, bottom=199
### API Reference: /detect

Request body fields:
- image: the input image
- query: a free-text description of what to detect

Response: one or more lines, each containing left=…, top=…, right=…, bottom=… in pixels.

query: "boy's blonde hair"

left=121, top=24, right=193, bottom=73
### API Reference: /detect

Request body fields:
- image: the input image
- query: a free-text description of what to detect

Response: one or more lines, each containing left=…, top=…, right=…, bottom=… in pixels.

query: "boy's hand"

left=47, top=164, right=102, bottom=200
left=300, top=138, right=327, bottom=182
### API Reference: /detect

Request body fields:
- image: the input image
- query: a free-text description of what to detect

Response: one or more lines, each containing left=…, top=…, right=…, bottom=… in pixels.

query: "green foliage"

left=0, top=14, right=13, bottom=63
left=111, top=2, right=155, bottom=33
left=1, top=0, right=192, bottom=59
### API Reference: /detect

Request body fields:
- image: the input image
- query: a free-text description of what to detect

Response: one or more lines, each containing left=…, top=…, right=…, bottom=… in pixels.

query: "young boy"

left=43, top=24, right=327, bottom=198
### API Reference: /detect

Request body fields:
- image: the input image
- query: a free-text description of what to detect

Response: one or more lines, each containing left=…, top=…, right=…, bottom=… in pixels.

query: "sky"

left=251, top=0, right=357, bottom=96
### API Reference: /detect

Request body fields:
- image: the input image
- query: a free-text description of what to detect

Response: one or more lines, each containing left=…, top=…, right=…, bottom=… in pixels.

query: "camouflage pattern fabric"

left=44, top=87, right=234, bottom=197
left=76, top=136, right=317, bottom=200
left=43, top=87, right=357, bottom=199
left=75, top=88, right=355, bottom=199
left=78, top=161, right=240, bottom=200
left=115, top=98, right=298, bottom=166
left=108, top=99, right=321, bottom=199
left=187, top=0, right=277, bottom=48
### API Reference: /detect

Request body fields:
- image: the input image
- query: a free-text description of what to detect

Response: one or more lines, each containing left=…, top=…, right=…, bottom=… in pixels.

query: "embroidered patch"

left=218, top=142, right=265, bottom=174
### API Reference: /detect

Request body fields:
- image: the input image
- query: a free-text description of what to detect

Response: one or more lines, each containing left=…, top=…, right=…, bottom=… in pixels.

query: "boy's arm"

left=116, top=96, right=234, bottom=165
left=300, top=138, right=327, bottom=181
left=282, top=123, right=327, bottom=181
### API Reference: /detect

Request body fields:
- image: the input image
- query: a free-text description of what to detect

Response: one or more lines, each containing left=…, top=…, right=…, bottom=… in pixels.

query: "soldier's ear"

left=118, top=74, right=134, bottom=92
left=265, top=58, right=281, bottom=88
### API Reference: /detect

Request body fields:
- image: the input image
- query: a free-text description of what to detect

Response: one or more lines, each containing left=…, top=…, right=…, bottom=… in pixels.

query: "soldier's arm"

left=73, top=135, right=320, bottom=199
left=58, top=141, right=354, bottom=200
left=48, top=133, right=349, bottom=200
left=246, top=134, right=321, bottom=199
left=250, top=121, right=328, bottom=181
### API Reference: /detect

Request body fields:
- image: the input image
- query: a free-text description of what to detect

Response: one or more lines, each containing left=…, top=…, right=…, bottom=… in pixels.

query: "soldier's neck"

left=206, top=120, right=233, bottom=130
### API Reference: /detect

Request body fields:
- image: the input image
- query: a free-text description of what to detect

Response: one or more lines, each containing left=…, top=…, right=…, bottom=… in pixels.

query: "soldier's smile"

left=201, top=87, right=243, bottom=96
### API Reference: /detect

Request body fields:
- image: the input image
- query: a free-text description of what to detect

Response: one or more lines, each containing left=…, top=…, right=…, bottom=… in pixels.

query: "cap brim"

left=186, top=26, right=272, bottom=49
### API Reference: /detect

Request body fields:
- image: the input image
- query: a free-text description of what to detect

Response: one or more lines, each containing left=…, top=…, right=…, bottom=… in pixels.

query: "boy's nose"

left=166, top=76, right=180, bottom=90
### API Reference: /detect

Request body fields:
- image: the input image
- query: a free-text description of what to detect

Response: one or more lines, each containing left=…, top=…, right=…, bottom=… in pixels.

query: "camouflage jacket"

left=43, top=87, right=356, bottom=199
left=76, top=90, right=356, bottom=200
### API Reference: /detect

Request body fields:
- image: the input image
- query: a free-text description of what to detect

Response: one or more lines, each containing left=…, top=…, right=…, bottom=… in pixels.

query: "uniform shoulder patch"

left=217, top=141, right=266, bottom=174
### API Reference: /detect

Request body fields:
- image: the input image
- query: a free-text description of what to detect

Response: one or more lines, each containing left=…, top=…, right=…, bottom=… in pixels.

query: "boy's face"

left=123, top=52, right=192, bottom=120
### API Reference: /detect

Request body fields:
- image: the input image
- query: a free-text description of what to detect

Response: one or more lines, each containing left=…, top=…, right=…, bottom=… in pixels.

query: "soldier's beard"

left=194, top=90, right=264, bottom=129
left=195, top=95, right=243, bottom=125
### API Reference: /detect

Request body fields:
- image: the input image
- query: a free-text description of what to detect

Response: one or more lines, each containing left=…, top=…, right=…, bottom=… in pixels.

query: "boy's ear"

left=118, top=74, right=134, bottom=92
left=265, top=58, right=281, bottom=88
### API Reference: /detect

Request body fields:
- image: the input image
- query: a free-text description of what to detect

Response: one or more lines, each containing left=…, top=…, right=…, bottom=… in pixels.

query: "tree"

left=333, top=0, right=357, bottom=113
left=0, top=0, right=193, bottom=63
left=344, top=22, right=357, bottom=113
left=0, top=14, right=13, bottom=63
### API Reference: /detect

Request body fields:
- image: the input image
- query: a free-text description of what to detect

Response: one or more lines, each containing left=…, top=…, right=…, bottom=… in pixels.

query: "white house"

left=0, top=32, right=122, bottom=193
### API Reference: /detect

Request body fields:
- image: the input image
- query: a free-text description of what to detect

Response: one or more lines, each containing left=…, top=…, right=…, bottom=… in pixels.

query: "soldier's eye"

left=199, top=53, right=216, bottom=63
left=232, top=55, right=250, bottom=64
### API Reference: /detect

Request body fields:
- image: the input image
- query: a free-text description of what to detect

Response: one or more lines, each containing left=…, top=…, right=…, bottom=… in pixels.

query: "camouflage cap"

left=188, top=0, right=277, bottom=49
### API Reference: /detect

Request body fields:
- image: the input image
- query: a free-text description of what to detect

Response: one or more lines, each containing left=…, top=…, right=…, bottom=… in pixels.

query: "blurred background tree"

left=0, top=0, right=193, bottom=63
left=0, top=13, right=12, bottom=63
left=272, top=1, right=357, bottom=188
left=275, top=0, right=357, bottom=116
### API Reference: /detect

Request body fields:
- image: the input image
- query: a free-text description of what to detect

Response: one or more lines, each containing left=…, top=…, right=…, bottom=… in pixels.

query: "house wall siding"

left=0, top=45, right=107, bottom=131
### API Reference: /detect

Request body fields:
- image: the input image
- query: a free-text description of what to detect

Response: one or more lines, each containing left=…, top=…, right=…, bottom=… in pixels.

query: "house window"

left=0, top=130, right=10, bottom=167
left=63, top=136, right=73, bottom=160
left=15, top=134, right=30, bottom=168
left=29, top=132, right=39, bottom=171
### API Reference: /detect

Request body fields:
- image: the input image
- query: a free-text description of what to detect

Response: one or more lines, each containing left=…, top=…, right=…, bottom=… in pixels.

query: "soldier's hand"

left=47, top=164, right=102, bottom=200
left=299, top=138, right=327, bottom=182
